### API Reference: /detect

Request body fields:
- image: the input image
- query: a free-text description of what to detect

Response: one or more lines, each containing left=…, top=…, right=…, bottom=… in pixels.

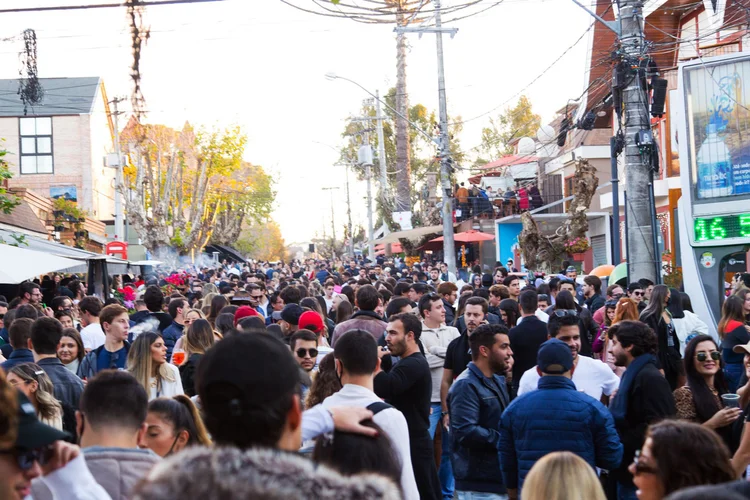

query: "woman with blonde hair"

left=201, top=283, right=218, bottom=295
left=179, top=319, right=215, bottom=397
left=172, top=308, right=208, bottom=353
left=200, top=292, right=217, bottom=317
left=521, top=451, right=606, bottom=500
left=7, top=363, right=63, bottom=430
left=597, top=297, right=639, bottom=377
left=127, top=332, right=184, bottom=401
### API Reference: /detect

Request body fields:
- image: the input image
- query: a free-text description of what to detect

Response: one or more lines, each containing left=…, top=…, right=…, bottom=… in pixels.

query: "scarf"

left=610, top=353, right=658, bottom=424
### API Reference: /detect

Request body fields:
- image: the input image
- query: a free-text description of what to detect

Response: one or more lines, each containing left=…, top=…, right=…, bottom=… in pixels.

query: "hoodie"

left=420, top=323, right=461, bottom=402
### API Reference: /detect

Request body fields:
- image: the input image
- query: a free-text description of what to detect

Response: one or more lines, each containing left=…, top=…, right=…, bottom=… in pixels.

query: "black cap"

left=14, top=391, right=69, bottom=450
left=281, top=304, right=303, bottom=325
left=537, top=338, right=574, bottom=375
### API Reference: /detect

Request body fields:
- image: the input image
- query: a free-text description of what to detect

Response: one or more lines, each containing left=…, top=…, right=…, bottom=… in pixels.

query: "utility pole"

left=322, top=187, right=340, bottom=254
left=344, top=163, right=354, bottom=257
left=110, top=97, right=125, bottom=241
left=619, top=0, right=657, bottom=283
left=396, top=0, right=458, bottom=277
left=375, top=90, right=389, bottom=206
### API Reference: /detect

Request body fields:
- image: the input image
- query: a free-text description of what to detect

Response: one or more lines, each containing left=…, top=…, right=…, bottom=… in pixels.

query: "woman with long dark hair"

left=141, top=395, right=211, bottom=457
left=640, top=285, right=683, bottom=390
left=179, top=319, right=215, bottom=397
left=497, top=298, right=520, bottom=328
left=335, top=300, right=354, bottom=325
left=206, top=295, right=229, bottom=328
left=629, top=420, right=735, bottom=500
left=719, top=295, right=749, bottom=393
left=673, top=335, right=741, bottom=451
left=57, top=328, right=85, bottom=375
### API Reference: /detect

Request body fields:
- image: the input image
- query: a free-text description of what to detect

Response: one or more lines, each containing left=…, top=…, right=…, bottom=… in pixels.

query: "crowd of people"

left=1, top=256, right=750, bottom=500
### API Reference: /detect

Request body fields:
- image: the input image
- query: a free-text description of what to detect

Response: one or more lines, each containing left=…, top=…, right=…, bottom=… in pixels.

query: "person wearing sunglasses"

left=626, top=283, right=646, bottom=312
left=1, top=378, right=110, bottom=500
left=673, top=335, right=740, bottom=452
left=291, top=330, right=319, bottom=409
left=629, top=420, right=734, bottom=500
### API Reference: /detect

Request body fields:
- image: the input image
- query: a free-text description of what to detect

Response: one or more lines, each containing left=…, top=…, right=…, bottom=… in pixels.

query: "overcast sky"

left=0, top=0, right=594, bottom=243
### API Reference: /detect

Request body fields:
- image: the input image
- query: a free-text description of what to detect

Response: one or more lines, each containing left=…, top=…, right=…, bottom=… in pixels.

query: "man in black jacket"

left=583, top=275, right=605, bottom=313
left=508, top=290, right=548, bottom=392
left=438, top=282, right=458, bottom=327
left=375, top=312, right=440, bottom=500
left=609, top=320, right=676, bottom=500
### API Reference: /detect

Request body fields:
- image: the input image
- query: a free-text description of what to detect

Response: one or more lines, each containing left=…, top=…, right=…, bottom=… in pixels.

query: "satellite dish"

left=518, top=137, right=535, bottom=155
left=537, top=125, right=555, bottom=143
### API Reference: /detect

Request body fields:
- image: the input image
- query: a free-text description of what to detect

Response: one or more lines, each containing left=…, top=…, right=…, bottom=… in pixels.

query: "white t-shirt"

left=79, top=323, right=105, bottom=351
left=149, top=363, right=184, bottom=401
left=517, top=354, right=620, bottom=401
left=322, top=384, right=419, bottom=500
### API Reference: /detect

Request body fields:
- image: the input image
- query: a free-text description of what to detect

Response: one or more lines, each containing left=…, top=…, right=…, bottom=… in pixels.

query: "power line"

left=0, top=0, right=224, bottom=14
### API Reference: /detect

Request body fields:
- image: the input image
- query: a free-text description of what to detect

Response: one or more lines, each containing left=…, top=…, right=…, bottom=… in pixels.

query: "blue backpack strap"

left=366, top=401, right=393, bottom=415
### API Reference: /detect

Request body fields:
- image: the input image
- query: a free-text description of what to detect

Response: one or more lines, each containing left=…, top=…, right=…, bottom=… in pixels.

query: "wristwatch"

left=441, top=411, right=449, bottom=417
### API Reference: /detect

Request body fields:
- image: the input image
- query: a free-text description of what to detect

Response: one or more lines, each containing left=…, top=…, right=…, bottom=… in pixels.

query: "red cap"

left=234, top=306, right=259, bottom=326
left=298, top=311, right=324, bottom=334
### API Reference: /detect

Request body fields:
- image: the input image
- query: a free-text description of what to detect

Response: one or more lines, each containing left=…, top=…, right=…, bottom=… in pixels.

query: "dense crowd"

left=2, top=257, right=750, bottom=499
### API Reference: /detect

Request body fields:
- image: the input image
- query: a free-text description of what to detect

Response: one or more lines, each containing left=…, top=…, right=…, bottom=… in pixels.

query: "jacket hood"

left=130, top=446, right=402, bottom=500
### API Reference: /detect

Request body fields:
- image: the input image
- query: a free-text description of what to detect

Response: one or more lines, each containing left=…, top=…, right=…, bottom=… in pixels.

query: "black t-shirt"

left=374, top=352, right=432, bottom=439
left=444, top=334, right=471, bottom=379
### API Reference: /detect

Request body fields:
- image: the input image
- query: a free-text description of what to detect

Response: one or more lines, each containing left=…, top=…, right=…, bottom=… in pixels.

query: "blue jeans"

left=457, top=492, right=507, bottom=500
left=617, top=482, right=638, bottom=500
left=725, top=363, right=743, bottom=393
left=428, top=403, right=455, bottom=500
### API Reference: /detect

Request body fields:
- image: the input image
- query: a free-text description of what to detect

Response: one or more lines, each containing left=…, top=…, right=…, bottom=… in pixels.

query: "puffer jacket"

left=420, top=323, right=461, bottom=402
left=498, top=376, right=623, bottom=490
left=32, top=447, right=160, bottom=500
left=130, top=446, right=402, bottom=500
left=448, top=362, right=510, bottom=495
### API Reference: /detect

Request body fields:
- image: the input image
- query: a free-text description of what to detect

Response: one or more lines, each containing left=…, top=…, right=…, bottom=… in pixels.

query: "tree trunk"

left=394, top=10, right=411, bottom=214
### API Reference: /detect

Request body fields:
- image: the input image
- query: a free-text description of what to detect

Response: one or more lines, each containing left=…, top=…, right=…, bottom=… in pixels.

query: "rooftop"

left=0, top=77, right=101, bottom=117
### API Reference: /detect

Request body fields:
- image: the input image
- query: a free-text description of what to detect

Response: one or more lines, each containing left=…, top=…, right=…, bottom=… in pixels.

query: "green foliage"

left=0, top=146, right=19, bottom=215
left=339, top=88, right=464, bottom=228
left=478, top=95, right=541, bottom=160
left=53, top=197, right=87, bottom=220
left=0, top=233, right=28, bottom=247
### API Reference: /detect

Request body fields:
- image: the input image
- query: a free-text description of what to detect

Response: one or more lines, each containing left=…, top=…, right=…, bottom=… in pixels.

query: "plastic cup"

left=721, top=393, right=740, bottom=408
left=171, top=350, right=186, bottom=366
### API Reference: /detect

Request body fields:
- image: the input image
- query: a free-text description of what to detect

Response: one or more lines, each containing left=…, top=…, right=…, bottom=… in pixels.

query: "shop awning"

left=0, top=245, right=82, bottom=284
left=373, top=224, right=449, bottom=245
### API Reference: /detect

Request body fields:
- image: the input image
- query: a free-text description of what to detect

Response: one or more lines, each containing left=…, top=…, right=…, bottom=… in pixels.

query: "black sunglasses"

left=0, top=445, right=54, bottom=471
left=632, top=291, right=643, bottom=296
left=296, top=348, right=318, bottom=358
left=696, top=351, right=721, bottom=362
left=553, top=309, right=578, bottom=318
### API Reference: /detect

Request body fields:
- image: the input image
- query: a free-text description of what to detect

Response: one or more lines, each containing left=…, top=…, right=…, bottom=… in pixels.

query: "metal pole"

left=345, top=163, right=354, bottom=257
left=610, top=137, right=621, bottom=265
left=648, top=173, right=662, bottom=284
left=366, top=164, right=375, bottom=262
left=375, top=90, right=389, bottom=206
left=624, top=190, right=630, bottom=284
left=111, top=97, right=124, bottom=241
left=434, top=0, right=456, bottom=278
left=620, top=0, right=656, bottom=283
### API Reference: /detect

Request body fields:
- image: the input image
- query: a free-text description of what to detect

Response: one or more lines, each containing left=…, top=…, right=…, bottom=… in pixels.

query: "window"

left=19, top=117, right=53, bottom=174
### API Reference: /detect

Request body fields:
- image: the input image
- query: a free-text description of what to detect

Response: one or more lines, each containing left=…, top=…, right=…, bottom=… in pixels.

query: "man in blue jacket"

left=499, top=338, right=623, bottom=499
left=162, top=296, right=188, bottom=361
left=448, top=323, right=513, bottom=500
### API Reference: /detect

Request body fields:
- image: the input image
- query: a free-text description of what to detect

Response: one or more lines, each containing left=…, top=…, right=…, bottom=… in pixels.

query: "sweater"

left=420, top=323, right=461, bottom=402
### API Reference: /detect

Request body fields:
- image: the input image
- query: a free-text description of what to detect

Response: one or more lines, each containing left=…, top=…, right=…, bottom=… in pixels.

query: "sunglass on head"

left=696, top=351, right=721, bottom=362
left=553, top=309, right=578, bottom=318
left=605, top=300, right=619, bottom=307
left=296, top=348, right=318, bottom=358
left=611, top=293, right=624, bottom=300
left=0, top=445, right=54, bottom=471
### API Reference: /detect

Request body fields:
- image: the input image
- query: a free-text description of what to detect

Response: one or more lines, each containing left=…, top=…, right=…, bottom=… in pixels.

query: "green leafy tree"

left=0, top=144, right=19, bottom=215
left=477, top=95, right=541, bottom=162
left=339, top=88, right=464, bottom=230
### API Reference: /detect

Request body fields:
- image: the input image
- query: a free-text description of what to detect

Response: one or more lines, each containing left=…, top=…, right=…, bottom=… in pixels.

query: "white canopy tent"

left=0, top=244, right=82, bottom=284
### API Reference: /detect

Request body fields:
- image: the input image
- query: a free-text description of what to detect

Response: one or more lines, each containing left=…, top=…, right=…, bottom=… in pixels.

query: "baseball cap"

left=14, top=391, right=70, bottom=450
left=298, top=311, right=324, bottom=335
left=733, top=341, right=750, bottom=355
left=537, top=338, right=574, bottom=375
left=281, top=304, right=303, bottom=326
left=234, top=306, right=259, bottom=326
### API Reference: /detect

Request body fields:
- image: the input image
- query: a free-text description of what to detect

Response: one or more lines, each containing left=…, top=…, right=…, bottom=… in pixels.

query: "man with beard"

left=440, top=297, right=488, bottom=436
left=448, top=323, right=512, bottom=499
left=608, top=320, right=675, bottom=500
left=375, top=312, right=441, bottom=500
left=517, top=312, right=619, bottom=403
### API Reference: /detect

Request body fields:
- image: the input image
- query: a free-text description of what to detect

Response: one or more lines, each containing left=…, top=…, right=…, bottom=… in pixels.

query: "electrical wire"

left=0, top=0, right=224, bottom=14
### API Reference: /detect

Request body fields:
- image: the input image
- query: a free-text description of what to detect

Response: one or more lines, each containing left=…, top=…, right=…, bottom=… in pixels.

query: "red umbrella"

left=430, top=230, right=495, bottom=244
